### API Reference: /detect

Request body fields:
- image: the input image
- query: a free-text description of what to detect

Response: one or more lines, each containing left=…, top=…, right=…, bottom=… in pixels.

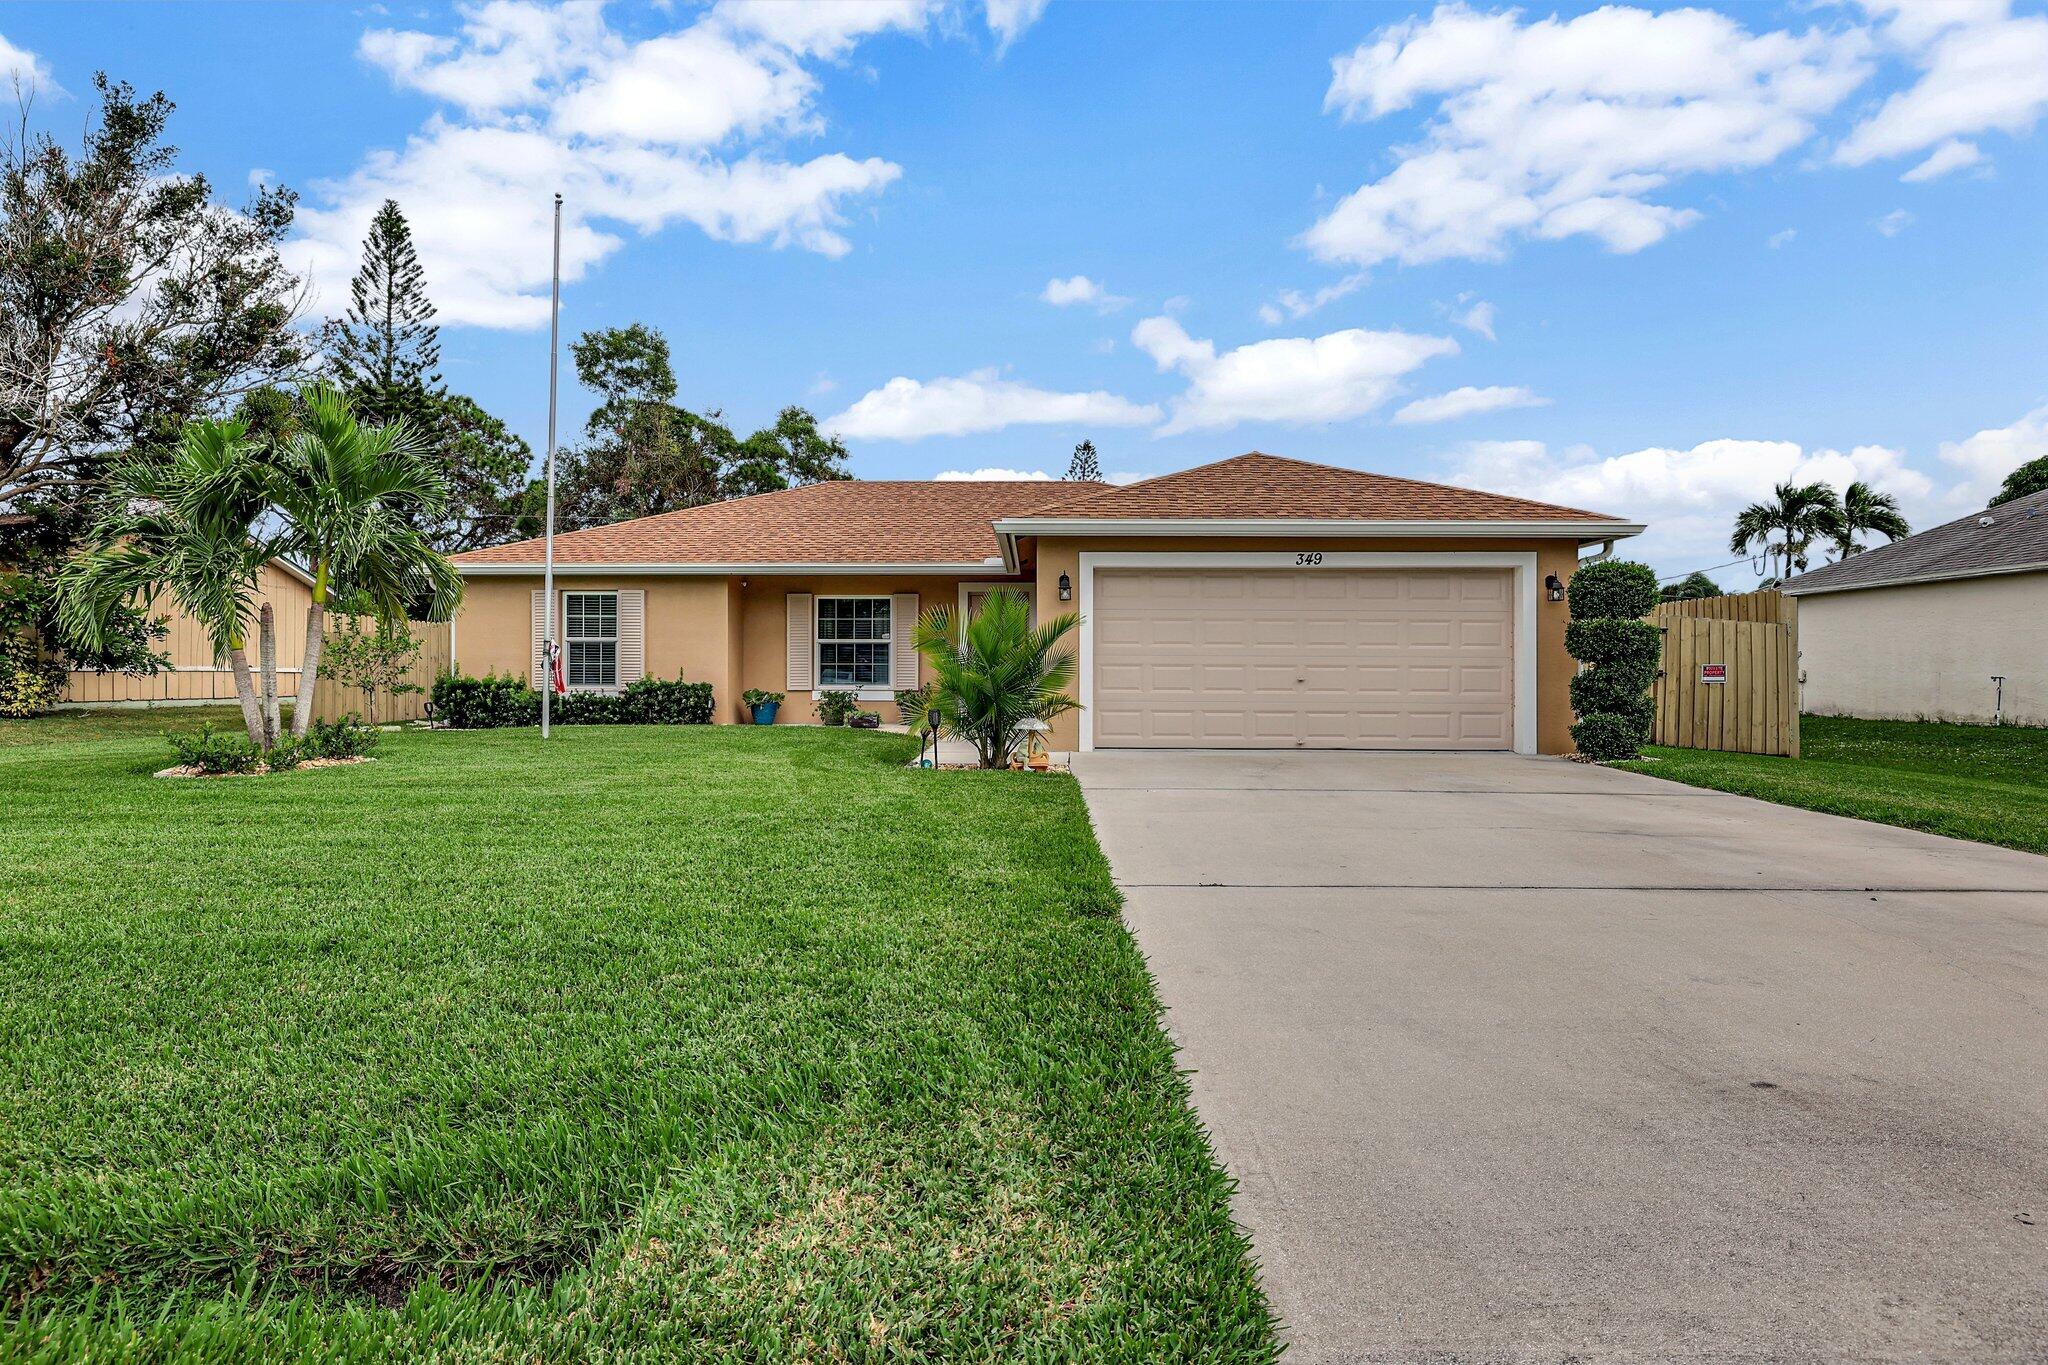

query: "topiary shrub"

left=1570, top=711, right=1648, bottom=763
left=1564, top=560, right=1661, bottom=762
left=1566, top=560, right=1657, bottom=621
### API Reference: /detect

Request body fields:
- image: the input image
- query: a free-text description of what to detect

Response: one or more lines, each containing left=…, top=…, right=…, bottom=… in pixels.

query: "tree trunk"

left=259, top=604, right=280, bottom=748
left=227, top=646, right=267, bottom=749
left=292, top=562, right=327, bottom=739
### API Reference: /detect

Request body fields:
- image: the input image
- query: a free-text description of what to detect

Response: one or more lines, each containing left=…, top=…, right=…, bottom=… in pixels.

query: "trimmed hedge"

left=432, top=673, right=540, bottom=729
left=1564, top=559, right=1661, bottom=762
left=430, top=671, right=714, bottom=728
left=1566, top=560, right=1658, bottom=622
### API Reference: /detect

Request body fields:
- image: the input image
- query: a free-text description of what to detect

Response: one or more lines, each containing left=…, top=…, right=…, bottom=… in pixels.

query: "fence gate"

left=1647, top=590, right=1799, bottom=757
left=309, top=618, right=452, bottom=725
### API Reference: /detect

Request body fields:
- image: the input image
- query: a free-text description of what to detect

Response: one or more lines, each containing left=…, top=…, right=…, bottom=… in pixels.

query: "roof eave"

left=453, top=559, right=1011, bottom=577
left=992, top=516, right=1643, bottom=565
left=1782, top=558, right=2048, bottom=596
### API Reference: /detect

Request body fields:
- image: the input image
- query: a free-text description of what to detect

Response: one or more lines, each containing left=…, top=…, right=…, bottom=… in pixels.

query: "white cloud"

left=1133, top=316, right=1458, bottom=435
left=1393, top=384, right=1548, bottom=425
left=1448, top=435, right=1937, bottom=574
left=1936, top=403, right=2048, bottom=506
left=1307, top=4, right=1869, bottom=269
left=303, top=0, right=1006, bottom=328
left=1768, top=227, right=1797, bottom=248
left=0, top=32, right=52, bottom=88
left=1041, top=275, right=1129, bottom=311
left=934, top=466, right=1054, bottom=481
left=1258, top=272, right=1367, bottom=326
left=826, top=368, right=1162, bottom=441
left=1875, top=206, right=1914, bottom=235
left=985, top=0, right=1051, bottom=50
left=1451, top=296, right=1495, bottom=340
left=1837, top=1, right=2048, bottom=172
left=1899, top=137, right=1984, bottom=182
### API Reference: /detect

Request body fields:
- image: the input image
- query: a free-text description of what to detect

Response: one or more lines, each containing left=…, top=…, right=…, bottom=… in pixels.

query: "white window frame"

left=1075, top=551, right=1539, bottom=755
left=564, top=590, right=620, bottom=692
left=814, top=595, right=893, bottom=697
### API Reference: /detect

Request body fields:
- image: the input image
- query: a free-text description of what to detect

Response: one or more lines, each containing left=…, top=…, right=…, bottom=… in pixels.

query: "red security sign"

left=1700, top=663, right=1728, bottom=684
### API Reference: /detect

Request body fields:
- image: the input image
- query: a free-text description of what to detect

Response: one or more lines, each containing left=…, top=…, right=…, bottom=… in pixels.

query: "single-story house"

left=449, top=452, right=1643, bottom=754
left=58, top=558, right=314, bottom=707
left=1783, top=486, right=2048, bottom=727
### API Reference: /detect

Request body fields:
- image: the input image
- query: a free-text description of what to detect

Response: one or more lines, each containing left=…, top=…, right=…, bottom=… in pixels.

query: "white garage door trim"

left=1077, top=551, right=1539, bottom=755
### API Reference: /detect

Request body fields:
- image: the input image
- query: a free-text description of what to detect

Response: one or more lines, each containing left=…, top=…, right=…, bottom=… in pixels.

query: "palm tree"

left=1830, top=480, right=1910, bottom=559
left=57, top=421, right=277, bottom=746
left=913, top=589, right=1081, bottom=769
left=1730, top=481, right=1841, bottom=582
left=266, top=385, right=461, bottom=738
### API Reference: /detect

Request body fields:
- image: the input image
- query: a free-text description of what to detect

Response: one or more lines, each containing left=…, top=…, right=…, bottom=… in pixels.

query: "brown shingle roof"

left=1782, top=487, right=2048, bottom=596
left=1008, top=452, right=1623, bottom=522
left=452, top=479, right=1099, bottom=567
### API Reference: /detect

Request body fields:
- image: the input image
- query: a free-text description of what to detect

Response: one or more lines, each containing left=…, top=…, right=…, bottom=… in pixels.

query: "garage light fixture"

left=1545, top=573, right=1565, bottom=602
left=1057, top=572, right=1072, bottom=601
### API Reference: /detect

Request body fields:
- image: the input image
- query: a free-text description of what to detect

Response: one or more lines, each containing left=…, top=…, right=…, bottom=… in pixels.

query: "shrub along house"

left=449, top=453, right=1642, bottom=754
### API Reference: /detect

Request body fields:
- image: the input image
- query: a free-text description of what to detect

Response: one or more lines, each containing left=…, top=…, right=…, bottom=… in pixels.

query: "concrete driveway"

left=1072, top=751, right=2048, bottom=1363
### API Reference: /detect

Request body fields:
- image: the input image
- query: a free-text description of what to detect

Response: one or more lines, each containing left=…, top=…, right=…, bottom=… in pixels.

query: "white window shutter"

left=531, top=589, right=546, bottom=687
left=891, top=593, right=919, bottom=688
left=617, top=589, right=645, bottom=685
left=786, top=593, right=814, bottom=690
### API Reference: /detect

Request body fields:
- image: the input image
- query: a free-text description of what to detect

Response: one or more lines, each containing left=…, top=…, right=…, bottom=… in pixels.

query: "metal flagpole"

left=541, top=192, right=562, bottom=739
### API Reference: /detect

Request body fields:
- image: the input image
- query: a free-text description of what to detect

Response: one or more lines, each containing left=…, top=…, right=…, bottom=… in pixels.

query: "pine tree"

left=323, top=200, right=442, bottom=431
left=1065, top=439, right=1102, bottom=481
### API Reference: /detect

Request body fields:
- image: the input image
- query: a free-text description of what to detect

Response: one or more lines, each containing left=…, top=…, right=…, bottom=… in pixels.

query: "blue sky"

left=9, top=0, right=2047, bottom=581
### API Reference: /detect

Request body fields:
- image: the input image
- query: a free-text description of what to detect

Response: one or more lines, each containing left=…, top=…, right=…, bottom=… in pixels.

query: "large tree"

left=1659, top=571, right=1723, bottom=603
left=556, top=324, right=851, bottom=530
left=1065, top=440, right=1102, bottom=481
left=1829, top=480, right=1910, bottom=559
left=320, top=199, right=441, bottom=433
left=0, top=76, right=306, bottom=525
left=1993, top=453, right=2048, bottom=507
left=1730, top=482, right=1841, bottom=582
left=318, top=202, right=530, bottom=553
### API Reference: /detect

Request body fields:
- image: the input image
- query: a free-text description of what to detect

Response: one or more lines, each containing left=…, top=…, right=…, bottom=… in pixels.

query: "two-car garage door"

left=1092, top=568, right=1514, bottom=750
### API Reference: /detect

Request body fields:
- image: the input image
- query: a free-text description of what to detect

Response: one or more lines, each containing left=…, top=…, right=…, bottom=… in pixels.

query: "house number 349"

left=1295, top=552, right=1324, bottom=566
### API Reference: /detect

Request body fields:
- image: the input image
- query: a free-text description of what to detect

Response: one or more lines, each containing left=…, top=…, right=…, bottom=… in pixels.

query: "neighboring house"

left=60, top=559, right=314, bottom=707
left=450, top=452, right=1642, bottom=754
left=1783, top=487, right=2048, bottom=727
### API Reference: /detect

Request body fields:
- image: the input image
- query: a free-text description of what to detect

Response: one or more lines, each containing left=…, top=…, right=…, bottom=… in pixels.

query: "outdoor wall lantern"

left=1545, top=573, right=1565, bottom=602
left=1058, top=572, right=1072, bottom=601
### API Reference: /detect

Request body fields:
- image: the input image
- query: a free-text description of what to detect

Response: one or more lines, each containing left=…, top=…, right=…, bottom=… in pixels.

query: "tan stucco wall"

left=1028, top=535, right=1583, bottom=754
left=455, top=574, right=746, bottom=722
left=1797, top=572, right=2047, bottom=726
left=456, top=538, right=1593, bottom=749
left=738, top=573, right=1028, bottom=725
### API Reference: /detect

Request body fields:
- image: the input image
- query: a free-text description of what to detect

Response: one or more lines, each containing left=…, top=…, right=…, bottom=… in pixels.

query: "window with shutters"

left=565, top=592, right=619, bottom=689
left=816, top=596, right=890, bottom=687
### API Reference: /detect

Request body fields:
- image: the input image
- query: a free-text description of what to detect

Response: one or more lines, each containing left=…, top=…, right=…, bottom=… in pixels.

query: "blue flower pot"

left=751, top=701, right=780, bottom=725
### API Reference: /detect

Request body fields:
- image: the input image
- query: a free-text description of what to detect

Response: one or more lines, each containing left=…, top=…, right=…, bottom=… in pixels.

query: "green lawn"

left=0, top=711, right=1274, bottom=1360
left=1618, top=714, right=2048, bottom=854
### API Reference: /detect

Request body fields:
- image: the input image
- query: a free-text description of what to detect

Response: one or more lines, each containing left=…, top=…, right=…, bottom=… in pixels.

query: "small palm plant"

left=1830, top=480, right=1910, bottom=559
left=913, top=589, right=1080, bottom=769
left=266, top=384, right=461, bottom=738
left=58, top=420, right=278, bottom=748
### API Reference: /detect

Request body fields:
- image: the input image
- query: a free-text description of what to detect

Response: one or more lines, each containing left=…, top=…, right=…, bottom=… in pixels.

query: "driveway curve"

left=1074, top=751, right=2048, bottom=1363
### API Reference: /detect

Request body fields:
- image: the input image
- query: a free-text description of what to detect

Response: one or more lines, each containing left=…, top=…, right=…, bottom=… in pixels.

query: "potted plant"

left=849, top=710, right=881, bottom=729
left=742, top=688, right=783, bottom=725
left=817, top=689, right=857, bottom=726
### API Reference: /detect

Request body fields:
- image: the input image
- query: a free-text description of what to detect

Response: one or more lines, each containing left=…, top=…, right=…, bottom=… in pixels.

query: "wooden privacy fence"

left=1646, top=589, right=1800, bottom=757
left=308, top=618, right=451, bottom=725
